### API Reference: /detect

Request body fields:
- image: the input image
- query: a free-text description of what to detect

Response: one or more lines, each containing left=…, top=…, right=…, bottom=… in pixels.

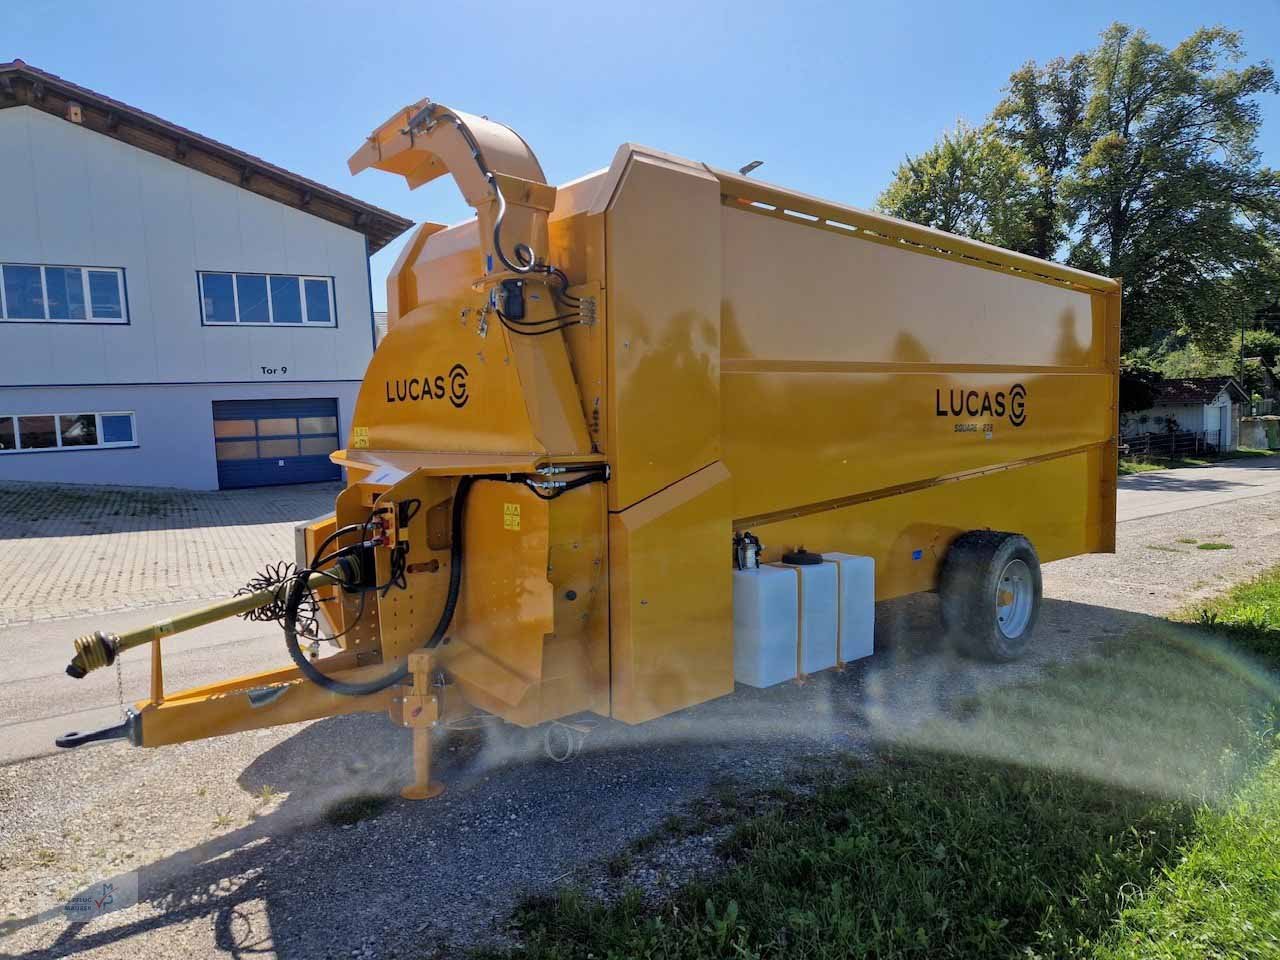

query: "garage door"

left=213, top=398, right=342, bottom=489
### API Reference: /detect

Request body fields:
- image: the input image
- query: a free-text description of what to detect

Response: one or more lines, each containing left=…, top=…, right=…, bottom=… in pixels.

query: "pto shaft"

left=66, top=570, right=341, bottom=679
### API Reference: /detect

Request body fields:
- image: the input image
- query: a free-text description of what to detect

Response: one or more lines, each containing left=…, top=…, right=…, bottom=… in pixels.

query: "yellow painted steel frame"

left=115, top=101, right=1120, bottom=761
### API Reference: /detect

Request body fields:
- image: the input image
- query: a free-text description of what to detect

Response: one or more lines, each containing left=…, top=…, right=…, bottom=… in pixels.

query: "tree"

left=1244, top=328, right=1280, bottom=368
left=1064, top=25, right=1280, bottom=350
left=993, top=55, right=1090, bottom=260
left=877, top=123, right=1037, bottom=252
left=1159, top=342, right=1267, bottom=395
left=878, top=23, right=1280, bottom=358
left=1119, top=350, right=1161, bottom=412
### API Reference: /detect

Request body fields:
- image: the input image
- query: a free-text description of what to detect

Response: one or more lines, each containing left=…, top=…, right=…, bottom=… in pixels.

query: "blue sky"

left=4, top=0, right=1277, bottom=309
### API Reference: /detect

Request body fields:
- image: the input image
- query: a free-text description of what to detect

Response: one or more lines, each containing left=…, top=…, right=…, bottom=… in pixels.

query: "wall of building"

left=0, top=381, right=359, bottom=489
left=0, top=105, right=375, bottom=389
left=0, top=104, right=380, bottom=489
left=1120, top=403, right=1205, bottom=437
left=1241, top=416, right=1280, bottom=450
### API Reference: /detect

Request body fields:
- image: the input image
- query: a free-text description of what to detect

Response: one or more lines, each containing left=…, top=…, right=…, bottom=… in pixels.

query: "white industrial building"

left=0, top=60, right=410, bottom=489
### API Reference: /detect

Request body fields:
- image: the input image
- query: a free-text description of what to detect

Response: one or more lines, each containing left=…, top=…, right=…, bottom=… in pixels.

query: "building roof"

left=1153, top=376, right=1248, bottom=405
left=0, top=59, right=413, bottom=253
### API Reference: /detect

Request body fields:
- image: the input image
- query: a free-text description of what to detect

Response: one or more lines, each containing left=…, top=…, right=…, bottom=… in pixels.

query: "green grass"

left=1095, top=753, right=1280, bottom=959
left=1196, top=542, right=1233, bottom=551
left=1184, top=564, right=1280, bottom=664
left=475, top=571, right=1280, bottom=960
left=1119, top=447, right=1276, bottom=475
left=1119, top=459, right=1166, bottom=475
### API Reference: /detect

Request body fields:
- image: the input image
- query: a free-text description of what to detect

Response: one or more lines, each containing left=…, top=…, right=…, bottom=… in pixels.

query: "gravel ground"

left=4, top=485, right=1280, bottom=959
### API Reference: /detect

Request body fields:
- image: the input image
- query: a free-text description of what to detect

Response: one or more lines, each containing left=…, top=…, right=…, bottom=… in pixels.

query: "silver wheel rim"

left=995, top=559, right=1033, bottom=639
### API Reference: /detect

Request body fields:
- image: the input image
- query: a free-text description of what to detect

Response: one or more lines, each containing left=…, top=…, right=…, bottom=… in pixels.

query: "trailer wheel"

left=939, top=531, right=1042, bottom=661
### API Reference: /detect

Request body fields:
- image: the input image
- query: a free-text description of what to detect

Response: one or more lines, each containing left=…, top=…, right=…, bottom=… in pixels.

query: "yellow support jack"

left=396, top=650, right=443, bottom=801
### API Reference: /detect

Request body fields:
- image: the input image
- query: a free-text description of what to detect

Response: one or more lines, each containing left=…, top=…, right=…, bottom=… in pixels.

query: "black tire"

left=939, top=531, right=1042, bottom=661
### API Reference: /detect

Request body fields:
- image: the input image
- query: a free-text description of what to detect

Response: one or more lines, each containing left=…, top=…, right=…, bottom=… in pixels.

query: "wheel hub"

left=995, top=558, right=1033, bottom=639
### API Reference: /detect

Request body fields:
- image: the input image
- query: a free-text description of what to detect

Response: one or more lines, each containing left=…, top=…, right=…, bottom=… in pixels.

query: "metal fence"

left=1121, top=429, right=1222, bottom=459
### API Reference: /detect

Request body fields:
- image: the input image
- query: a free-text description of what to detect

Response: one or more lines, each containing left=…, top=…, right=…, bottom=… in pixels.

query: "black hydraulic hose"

left=525, top=468, right=609, bottom=499
left=282, top=561, right=409, bottom=696
left=488, top=177, right=537, bottom=275
left=281, top=477, right=477, bottom=695
left=281, top=468, right=607, bottom=696
left=419, top=106, right=534, bottom=276
left=310, top=522, right=366, bottom=562
left=425, top=475, right=474, bottom=649
left=412, top=105, right=577, bottom=292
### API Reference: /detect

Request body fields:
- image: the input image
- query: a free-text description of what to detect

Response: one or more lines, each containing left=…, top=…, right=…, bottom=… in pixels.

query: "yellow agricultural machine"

left=58, top=99, right=1121, bottom=799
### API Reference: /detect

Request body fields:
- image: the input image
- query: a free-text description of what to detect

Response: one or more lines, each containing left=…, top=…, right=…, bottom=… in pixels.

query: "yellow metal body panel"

left=608, top=461, right=734, bottom=723
left=547, top=173, right=610, bottom=450
left=448, top=480, right=553, bottom=708
left=447, top=479, right=610, bottom=725
left=602, top=153, right=722, bottom=511
left=747, top=448, right=1110, bottom=601
left=710, top=181, right=1119, bottom=599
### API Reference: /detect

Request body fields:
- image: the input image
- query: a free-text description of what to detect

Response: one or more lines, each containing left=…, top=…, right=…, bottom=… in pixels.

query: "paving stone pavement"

left=0, top=481, right=341, bottom=626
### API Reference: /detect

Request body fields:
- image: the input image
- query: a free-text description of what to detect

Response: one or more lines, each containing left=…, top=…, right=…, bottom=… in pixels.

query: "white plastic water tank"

left=732, top=565, right=799, bottom=688
left=824, top=552, right=875, bottom=663
left=786, top=561, right=839, bottom=675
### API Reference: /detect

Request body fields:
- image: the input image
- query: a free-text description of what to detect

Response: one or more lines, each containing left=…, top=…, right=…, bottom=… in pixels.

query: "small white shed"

left=1120, top=376, right=1248, bottom=449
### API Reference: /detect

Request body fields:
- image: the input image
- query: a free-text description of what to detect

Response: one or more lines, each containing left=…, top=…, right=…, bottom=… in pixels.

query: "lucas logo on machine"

left=385, top=363, right=469, bottom=409
left=935, top=383, right=1026, bottom=428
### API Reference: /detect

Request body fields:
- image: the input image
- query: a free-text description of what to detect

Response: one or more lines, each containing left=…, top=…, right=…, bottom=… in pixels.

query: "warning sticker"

left=503, top=502, right=521, bottom=531
left=352, top=426, right=369, bottom=449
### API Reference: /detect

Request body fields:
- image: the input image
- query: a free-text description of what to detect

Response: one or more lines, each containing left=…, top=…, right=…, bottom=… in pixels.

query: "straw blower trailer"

left=56, top=99, right=1121, bottom=799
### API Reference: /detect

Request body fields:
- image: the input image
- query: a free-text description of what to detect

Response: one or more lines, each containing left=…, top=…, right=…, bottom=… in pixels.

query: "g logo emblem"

left=1009, top=383, right=1027, bottom=427
left=448, top=363, right=469, bottom=408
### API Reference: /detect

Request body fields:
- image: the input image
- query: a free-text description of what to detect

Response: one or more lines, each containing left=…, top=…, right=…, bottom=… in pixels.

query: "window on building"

left=199, top=272, right=335, bottom=326
left=0, top=412, right=137, bottom=453
left=0, top=264, right=127, bottom=323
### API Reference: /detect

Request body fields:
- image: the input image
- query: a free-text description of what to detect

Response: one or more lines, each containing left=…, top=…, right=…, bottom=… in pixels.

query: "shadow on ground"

left=0, top=481, right=341, bottom=540
left=5, top=593, right=1275, bottom=959
left=1119, top=456, right=1280, bottom=496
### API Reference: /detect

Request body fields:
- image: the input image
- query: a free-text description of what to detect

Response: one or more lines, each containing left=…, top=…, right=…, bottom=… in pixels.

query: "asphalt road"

left=1117, top=456, right=1280, bottom=521
left=5, top=456, right=1279, bottom=767
left=0, top=605, right=289, bottom=765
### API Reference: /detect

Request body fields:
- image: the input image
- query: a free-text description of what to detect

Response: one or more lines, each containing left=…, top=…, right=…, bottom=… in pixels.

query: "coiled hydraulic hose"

left=282, top=467, right=607, bottom=697
left=280, top=477, right=477, bottom=696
